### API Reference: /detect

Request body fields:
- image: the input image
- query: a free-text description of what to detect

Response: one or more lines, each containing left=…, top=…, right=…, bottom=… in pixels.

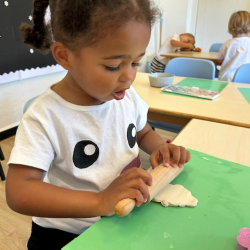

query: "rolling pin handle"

left=115, top=198, right=136, bottom=217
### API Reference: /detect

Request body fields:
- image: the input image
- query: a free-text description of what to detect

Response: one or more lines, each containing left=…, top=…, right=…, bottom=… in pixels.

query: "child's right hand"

left=186, top=43, right=194, bottom=50
left=98, top=168, right=152, bottom=216
left=194, top=47, right=202, bottom=52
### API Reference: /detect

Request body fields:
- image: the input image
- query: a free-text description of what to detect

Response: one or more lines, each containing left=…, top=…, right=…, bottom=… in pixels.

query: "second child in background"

left=218, top=11, right=250, bottom=82
left=151, top=33, right=202, bottom=73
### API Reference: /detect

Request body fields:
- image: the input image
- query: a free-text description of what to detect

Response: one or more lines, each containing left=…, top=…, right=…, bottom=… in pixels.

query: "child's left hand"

left=149, top=143, right=191, bottom=169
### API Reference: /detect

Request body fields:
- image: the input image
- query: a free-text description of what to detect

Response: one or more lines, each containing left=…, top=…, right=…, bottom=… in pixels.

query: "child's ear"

left=52, top=42, right=72, bottom=70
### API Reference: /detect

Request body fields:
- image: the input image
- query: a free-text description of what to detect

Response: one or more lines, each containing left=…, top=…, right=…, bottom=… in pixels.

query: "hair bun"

left=20, top=23, right=52, bottom=54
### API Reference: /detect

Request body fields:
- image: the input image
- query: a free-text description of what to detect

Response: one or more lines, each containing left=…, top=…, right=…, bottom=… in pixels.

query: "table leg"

left=0, top=146, right=6, bottom=181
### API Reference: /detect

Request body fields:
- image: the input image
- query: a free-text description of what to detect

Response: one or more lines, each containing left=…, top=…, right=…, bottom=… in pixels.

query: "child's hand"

left=98, top=168, right=152, bottom=216
left=186, top=43, right=194, bottom=50
left=180, top=48, right=192, bottom=51
left=194, top=47, right=202, bottom=52
left=149, top=143, right=191, bottom=169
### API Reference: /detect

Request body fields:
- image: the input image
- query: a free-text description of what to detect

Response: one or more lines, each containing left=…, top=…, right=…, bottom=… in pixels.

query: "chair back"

left=233, top=63, right=250, bottom=84
left=23, top=96, right=38, bottom=113
left=209, top=43, right=222, bottom=52
left=164, top=58, right=215, bottom=80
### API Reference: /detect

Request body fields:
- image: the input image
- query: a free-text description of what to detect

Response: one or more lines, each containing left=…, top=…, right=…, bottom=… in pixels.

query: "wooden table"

left=133, top=73, right=250, bottom=128
left=161, top=51, right=220, bottom=66
left=173, top=119, right=250, bottom=167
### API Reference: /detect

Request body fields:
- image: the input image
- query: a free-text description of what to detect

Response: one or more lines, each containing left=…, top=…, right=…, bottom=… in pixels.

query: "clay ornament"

left=237, top=228, right=250, bottom=250
left=152, top=184, right=198, bottom=207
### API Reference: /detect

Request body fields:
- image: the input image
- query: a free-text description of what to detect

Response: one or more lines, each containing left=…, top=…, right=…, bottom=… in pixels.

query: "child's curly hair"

left=20, top=0, right=160, bottom=54
left=228, top=11, right=250, bottom=36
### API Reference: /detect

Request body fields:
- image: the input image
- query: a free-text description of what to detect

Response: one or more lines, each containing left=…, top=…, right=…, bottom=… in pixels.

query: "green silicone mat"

left=161, top=78, right=228, bottom=100
left=238, top=87, right=250, bottom=104
left=176, top=78, right=228, bottom=92
left=63, top=149, right=250, bottom=250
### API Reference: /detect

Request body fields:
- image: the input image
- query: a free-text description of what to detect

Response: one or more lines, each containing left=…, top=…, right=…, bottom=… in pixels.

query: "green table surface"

left=238, top=87, right=250, bottom=104
left=63, top=149, right=250, bottom=250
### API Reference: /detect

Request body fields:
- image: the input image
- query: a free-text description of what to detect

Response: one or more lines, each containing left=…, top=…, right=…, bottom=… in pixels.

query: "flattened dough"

left=152, top=184, right=198, bottom=207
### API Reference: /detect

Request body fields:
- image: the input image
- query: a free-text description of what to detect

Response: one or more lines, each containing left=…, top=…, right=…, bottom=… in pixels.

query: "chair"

left=152, top=58, right=215, bottom=133
left=23, top=96, right=38, bottom=113
left=164, top=58, right=216, bottom=80
left=147, top=120, right=184, bottom=134
left=209, top=43, right=222, bottom=52
left=232, top=63, right=250, bottom=84
left=0, top=96, right=38, bottom=181
left=209, top=43, right=222, bottom=78
left=0, top=146, right=5, bottom=181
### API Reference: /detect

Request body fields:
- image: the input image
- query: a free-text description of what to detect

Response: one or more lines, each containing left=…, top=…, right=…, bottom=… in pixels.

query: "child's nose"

left=119, top=66, right=135, bottom=83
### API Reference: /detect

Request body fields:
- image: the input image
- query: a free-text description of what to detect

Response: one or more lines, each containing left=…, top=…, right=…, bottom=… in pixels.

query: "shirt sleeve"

left=129, top=86, right=149, bottom=132
left=171, top=34, right=180, bottom=42
left=8, top=112, right=54, bottom=171
left=217, top=43, right=226, bottom=60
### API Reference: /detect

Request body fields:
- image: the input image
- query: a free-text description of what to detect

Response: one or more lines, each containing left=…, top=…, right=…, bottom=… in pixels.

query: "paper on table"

left=161, top=85, right=220, bottom=100
left=176, top=78, right=228, bottom=92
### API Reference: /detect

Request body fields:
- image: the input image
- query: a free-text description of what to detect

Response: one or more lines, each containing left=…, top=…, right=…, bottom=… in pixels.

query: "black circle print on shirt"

left=127, top=123, right=136, bottom=148
left=73, top=140, right=99, bottom=169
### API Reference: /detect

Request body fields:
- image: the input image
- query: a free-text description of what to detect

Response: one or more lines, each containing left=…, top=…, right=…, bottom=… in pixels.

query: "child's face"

left=66, top=20, right=151, bottom=105
left=180, top=34, right=194, bottom=45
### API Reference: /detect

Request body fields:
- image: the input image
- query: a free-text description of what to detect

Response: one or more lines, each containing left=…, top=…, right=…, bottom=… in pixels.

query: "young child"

left=6, top=1, right=191, bottom=249
left=151, top=33, right=202, bottom=73
left=218, top=11, right=250, bottom=82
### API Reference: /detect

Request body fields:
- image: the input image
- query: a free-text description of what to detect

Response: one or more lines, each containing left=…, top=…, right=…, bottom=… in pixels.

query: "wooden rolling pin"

left=115, top=164, right=184, bottom=217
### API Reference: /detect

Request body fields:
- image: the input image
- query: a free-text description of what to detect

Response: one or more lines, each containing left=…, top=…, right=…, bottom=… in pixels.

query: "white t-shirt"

left=8, top=85, right=149, bottom=234
left=218, top=37, right=250, bottom=82
left=156, top=34, right=181, bottom=64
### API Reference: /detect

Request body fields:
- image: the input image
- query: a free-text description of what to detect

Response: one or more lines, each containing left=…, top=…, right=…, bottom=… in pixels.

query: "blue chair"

left=232, top=63, right=250, bottom=84
left=164, top=58, right=216, bottom=80
left=209, top=43, right=222, bottom=52
left=147, top=120, right=184, bottom=134
left=209, top=43, right=222, bottom=78
left=0, top=96, right=39, bottom=182
left=150, top=58, right=215, bottom=133
left=23, top=96, right=38, bottom=113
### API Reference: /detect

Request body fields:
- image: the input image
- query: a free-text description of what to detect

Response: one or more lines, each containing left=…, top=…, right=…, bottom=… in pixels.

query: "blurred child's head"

left=180, top=33, right=195, bottom=45
left=228, top=11, right=250, bottom=37
left=20, top=0, right=159, bottom=54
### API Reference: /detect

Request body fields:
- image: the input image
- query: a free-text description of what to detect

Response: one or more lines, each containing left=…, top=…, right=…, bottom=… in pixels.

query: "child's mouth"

left=112, top=90, right=126, bottom=100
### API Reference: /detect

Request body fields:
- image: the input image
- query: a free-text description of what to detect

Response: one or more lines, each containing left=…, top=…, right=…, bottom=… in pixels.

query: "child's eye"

left=132, top=62, right=142, bottom=67
left=105, top=62, right=141, bottom=72
left=105, top=66, right=120, bottom=72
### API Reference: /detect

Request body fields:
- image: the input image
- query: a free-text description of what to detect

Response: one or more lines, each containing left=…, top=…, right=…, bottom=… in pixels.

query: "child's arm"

left=217, top=44, right=225, bottom=65
left=6, top=163, right=152, bottom=217
left=217, top=59, right=223, bottom=64
left=137, top=123, right=191, bottom=169
left=171, top=40, right=194, bottom=50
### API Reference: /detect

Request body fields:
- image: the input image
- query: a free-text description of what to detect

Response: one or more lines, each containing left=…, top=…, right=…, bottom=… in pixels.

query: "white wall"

left=195, top=0, right=250, bottom=51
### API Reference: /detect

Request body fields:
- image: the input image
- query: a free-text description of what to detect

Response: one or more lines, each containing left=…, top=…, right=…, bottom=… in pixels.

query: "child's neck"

left=233, top=33, right=248, bottom=38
